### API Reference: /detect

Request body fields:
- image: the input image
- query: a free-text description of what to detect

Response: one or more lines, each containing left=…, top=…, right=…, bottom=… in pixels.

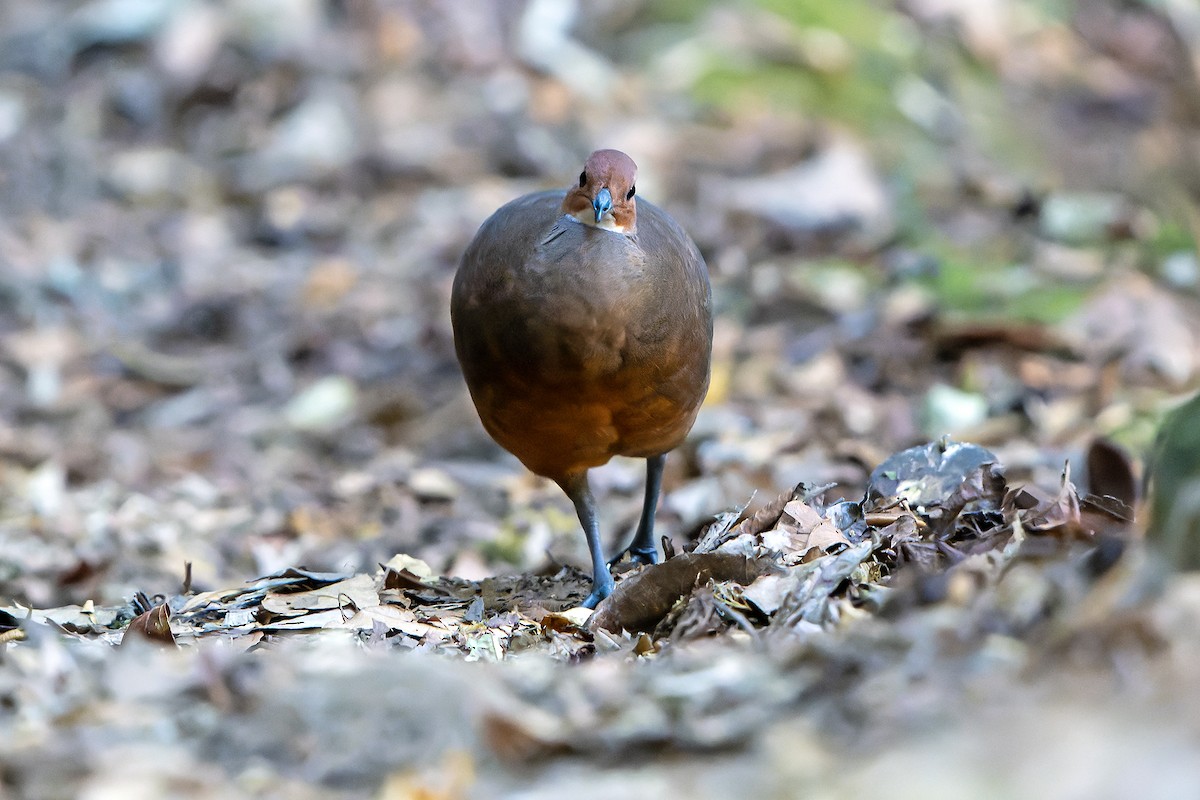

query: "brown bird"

left=451, top=149, right=712, bottom=607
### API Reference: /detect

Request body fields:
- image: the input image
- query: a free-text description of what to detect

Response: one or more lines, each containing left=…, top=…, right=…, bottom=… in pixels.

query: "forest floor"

left=2, top=2, right=1200, bottom=798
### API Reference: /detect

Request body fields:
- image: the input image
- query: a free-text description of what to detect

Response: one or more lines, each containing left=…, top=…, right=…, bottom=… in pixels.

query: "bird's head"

left=562, top=149, right=637, bottom=234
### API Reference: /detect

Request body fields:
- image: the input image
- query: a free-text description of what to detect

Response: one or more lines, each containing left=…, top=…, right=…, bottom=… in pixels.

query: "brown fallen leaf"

left=694, top=485, right=806, bottom=553
left=121, top=603, right=175, bottom=648
left=1008, top=464, right=1086, bottom=539
left=759, top=499, right=822, bottom=556
left=385, top=567, right=438, bottom=591
left=588, top=552, right=773, bottom=633
left=1086, top=437, right=1138, bottom=508
left=539, top=607, right=594, bottom=637
left=932, top=320, right=1074, bottom=357
left=481, top=704, right=570, bottom=764
left=804, top=518, right=852, bottom=553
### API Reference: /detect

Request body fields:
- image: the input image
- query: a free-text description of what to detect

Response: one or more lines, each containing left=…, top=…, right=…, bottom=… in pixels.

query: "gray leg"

left=561, top=471, right=614, bottom=609
left=609, top=453, right=665, bottom=567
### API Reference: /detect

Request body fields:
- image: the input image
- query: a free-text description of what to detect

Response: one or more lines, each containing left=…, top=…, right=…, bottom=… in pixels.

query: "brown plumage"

left=451, top=149, right=712, bottom=607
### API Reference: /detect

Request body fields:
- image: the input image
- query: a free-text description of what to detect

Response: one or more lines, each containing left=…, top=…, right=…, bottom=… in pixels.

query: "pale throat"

left=568, top=208, right=629, bottom=234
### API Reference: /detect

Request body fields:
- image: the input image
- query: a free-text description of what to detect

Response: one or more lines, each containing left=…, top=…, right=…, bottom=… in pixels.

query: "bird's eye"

left=626, top=185, right=636, bottom=200
left=579, top=171, right=587, bottom=187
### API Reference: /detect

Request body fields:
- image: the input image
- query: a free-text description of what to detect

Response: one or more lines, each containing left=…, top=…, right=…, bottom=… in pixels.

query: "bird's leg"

left=561, top=471, right=615, bottom=609
left=609, top=453, right=665, bottom=567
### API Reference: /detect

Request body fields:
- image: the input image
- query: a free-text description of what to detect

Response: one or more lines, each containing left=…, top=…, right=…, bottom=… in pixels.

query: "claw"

left=581, top=573, right=615, bottom=609
left=607, top=544, right=658, bottom=568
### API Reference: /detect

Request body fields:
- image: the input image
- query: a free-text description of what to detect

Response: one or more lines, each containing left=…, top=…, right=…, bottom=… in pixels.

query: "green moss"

left=638, top=0, right=716, bottom=24
left=753, top=0, right=888, bottom=45
left=480, top=524, right=526, bottom=566
left=1147, top=220, right=1197, bottom=259
left=1001, top=283, right=1089, bottom=323
left=692, top=62, right=900, bottom=131
left=687, top=1, right=913, bottom=132
left=920, top=244, right=1089, bottom=324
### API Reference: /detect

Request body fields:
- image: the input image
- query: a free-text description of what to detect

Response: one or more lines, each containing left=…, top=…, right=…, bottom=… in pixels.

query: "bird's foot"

left=607, top=544, right=658, bottom=569
left=581, top=574, right=615, bottom=609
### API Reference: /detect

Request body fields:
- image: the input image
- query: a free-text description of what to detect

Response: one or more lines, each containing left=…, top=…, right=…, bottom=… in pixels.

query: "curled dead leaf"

left=540, top=607, right=594, bottom=637
left=588, top=552, right=773, bottom=633
left=0, top=609, right=23, bottom=644
left=121, top=603, right=175, bottom=648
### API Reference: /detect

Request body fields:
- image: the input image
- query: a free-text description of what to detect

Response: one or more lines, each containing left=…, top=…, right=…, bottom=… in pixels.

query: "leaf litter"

left=4, top=0, right=1200, bottom=797
left=2, top=441, right=1025, bottom=654
left=7, top=438, right=1184, bottom=796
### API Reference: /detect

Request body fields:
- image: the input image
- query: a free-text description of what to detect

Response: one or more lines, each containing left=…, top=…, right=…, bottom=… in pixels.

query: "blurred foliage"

left=926, top=253, right=1089, bottom=324
left=684, top=0, right=1200, bottom=330
left=692, top=0, right=910, bottom=133
left=1149, top=392, right=1200, bottom=569
left=1148, top=221, right=1196, bottom=259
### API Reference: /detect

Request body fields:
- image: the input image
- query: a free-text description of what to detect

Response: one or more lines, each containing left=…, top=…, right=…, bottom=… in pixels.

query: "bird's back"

left=451, top=190, right=711, bottom=481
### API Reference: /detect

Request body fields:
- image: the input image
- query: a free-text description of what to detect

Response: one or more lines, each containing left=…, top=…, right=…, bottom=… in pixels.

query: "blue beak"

left=593, top=187, right=612, bottom=223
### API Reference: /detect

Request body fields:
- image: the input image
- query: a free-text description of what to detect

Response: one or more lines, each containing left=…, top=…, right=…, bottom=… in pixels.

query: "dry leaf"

left=121, top=603, right=176, bottom=647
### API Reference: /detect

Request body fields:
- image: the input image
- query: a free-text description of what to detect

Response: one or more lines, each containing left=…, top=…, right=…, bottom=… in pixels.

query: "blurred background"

left=2, top=0, right=1199, bottom=607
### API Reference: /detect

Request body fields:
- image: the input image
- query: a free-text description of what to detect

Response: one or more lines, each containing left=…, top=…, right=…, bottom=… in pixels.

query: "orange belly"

left=470, top=371, right=704, bottom=481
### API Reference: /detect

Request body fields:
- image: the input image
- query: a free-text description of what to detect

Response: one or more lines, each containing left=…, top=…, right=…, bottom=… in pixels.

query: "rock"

left=517, top=0, right=616, bottom=99
left=106, top=147, right=183, bottom=200
left=716, top=140, right=892, bottom=246
left=284, top=376, right=358, bottom=433
left=0, top=88, right=27, bottom=143
left=225, top=0, right=323, bottom=53
left=1161, top=250, right=1199, bottom=290
left=1039, top=192, right=1126, bottom=244
left=70, top=0, right=179, bottom=47
left=154, top=2, right=225, bottom=84
left=252, top=89, right=360, bottom=187
left=922, top=384, right=989, bottom=438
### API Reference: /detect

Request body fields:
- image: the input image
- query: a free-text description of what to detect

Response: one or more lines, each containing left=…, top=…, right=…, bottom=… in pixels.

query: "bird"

left=451, top=149, right=713, bottom=608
